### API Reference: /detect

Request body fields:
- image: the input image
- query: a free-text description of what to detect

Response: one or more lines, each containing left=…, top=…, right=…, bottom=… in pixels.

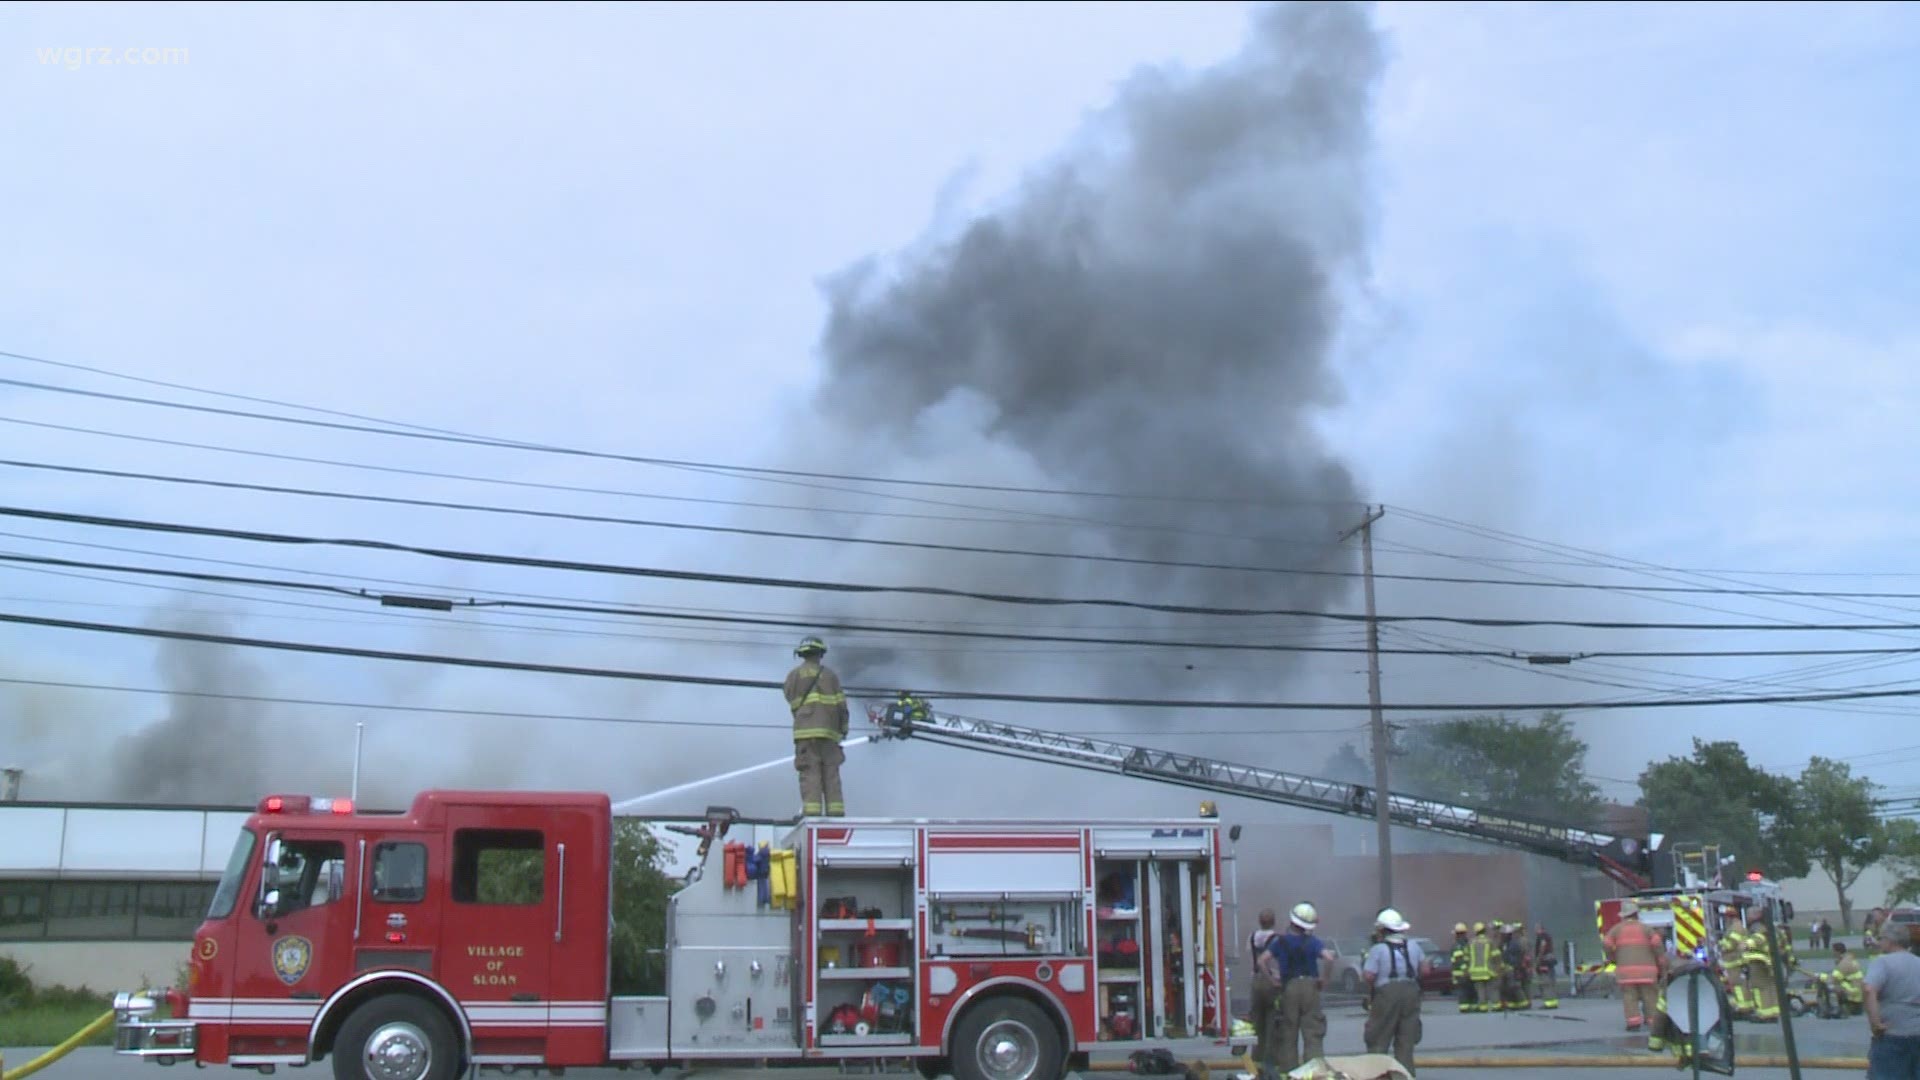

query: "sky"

left=3, top=1, right=1920, bottom=888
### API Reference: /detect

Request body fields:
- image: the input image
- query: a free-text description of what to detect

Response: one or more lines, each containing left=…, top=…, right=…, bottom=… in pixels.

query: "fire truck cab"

left=112, top=790, right=1244, bottom=1080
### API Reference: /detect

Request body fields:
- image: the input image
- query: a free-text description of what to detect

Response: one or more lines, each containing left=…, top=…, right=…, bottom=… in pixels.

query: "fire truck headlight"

left=115, top=991, right=158, bottom=1020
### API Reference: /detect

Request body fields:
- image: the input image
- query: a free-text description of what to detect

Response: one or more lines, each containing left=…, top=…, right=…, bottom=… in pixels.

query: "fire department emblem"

left=271, top=935, right=313, bottom=986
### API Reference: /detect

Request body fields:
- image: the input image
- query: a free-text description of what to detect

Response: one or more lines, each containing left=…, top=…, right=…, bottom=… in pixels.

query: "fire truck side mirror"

left=257, top=888, right=283, bottom=921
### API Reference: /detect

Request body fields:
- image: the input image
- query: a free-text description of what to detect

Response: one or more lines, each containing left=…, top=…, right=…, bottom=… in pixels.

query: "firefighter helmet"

left=1473, top=921, right=1487, bottom=934
left=1454, top=922, right=1469, bottom=934
left=795, top=636, right=827, bottom=658
left=1376, top=907, right=1410, bottom=934
left=1289, top=902, right=1319, bottom=931
left=1620, top=899, right=1640, bottom=917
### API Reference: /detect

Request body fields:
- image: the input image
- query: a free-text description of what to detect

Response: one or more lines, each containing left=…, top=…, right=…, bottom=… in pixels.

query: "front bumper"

left=112, top=991, right=197, bottom=1060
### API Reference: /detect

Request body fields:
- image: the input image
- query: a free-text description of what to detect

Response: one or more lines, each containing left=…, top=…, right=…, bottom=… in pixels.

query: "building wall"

left=1, top=941, right=190, bottom=994
left=1226, top=822, right=1614, bottom=955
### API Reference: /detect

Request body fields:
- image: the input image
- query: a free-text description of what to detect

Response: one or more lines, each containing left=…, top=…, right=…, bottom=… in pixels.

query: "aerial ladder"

left=868, top=699, right=1663, bottom=891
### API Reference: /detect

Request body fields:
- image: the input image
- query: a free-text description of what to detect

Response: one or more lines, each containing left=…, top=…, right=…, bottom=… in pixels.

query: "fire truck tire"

left=331, top=994, right=460, bottom=1080
left=951, top=997, right=1063, bottom=1080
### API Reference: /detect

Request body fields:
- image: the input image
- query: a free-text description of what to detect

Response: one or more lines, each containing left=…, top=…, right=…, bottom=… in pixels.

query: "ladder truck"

left=867, top=701, right=1664, bottom=892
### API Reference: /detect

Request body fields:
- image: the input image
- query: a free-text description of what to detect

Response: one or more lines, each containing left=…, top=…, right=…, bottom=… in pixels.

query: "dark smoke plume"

left=803, top=1, right=1384, bottom=700
left=108, top=610, right=273, bottom=803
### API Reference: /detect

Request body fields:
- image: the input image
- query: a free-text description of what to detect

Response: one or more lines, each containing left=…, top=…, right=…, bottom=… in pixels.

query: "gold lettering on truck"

left=468, top=943, right=526, bottom=985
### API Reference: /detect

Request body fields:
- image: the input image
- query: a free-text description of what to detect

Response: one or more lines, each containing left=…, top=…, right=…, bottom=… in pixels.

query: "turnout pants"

left=1364, top=981, right=1423, bottom=1075
left=1745, top=959, right=1779, bottom=1021
left=1273, top=976, right=1326, bottom=1074
left=1469, top=977, right=1494, bottom=1012
left=794, top=738, right=845, bottom=816
left=1454, top=974, right=1475, bottom=1013
left=1250, top=972, right=1279, bottom=1067
left=1620, top=981, right=1658, bottom=1029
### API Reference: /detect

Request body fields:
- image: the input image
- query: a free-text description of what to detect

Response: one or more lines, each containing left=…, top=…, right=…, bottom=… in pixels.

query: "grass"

left=0, top=957, right=117, bottom=1049
left=0, top=995, right=115, bottom=1049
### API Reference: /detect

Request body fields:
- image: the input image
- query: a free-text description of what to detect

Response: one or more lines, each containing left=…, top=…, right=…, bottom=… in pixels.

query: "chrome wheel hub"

left=976, top=1019, right=1039, bottom=1080
left=364, top=1020, right=432, bottom=1080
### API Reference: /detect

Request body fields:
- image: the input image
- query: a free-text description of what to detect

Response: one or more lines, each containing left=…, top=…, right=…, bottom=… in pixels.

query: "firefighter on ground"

left=1604, top=899, right=1663, bottom=1037
left=1247, top=909, right=1281, bottom=1069
left=1828, top=942, right=1865, bottom=1016
left=1266, top=901, right=1332, bottom=1074
left=785, top=636, right=849, bottom=817
left=1467, top=921, right=1498, bottom=1013
left=1718, top=909, right=1753, bottom=1018
left=1362, top=908, right=1426, bottom=1075
left=1742, top=912, right=1781, bottom=1022
left=1533, top=923, right=1560, bottom=1009
left=1451, top=923, right=1475, bottom=1013
left=1499, top=922, right=1531, bottom=1010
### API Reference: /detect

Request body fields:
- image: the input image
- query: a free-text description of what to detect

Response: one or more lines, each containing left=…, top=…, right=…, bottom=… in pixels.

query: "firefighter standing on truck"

left=1604, top=899, right=1663, bottom=1037
left=1267, top=901, right=1331, bottom=1074
left=785, top=636, right=849, bottom=817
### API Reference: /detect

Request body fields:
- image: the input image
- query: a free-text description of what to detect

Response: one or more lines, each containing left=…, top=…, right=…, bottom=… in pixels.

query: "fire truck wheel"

left=952, top=997, right=1062, bottom=1080
left=332, top=994, right=459, bottom=1080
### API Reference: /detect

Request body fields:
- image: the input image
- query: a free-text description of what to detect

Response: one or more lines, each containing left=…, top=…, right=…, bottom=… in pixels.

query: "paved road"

left=3, top=996, right=1874, bottom=1077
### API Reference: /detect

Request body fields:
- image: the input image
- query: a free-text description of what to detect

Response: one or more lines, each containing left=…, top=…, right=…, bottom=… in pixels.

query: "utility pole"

left=1341, top=505, right=1391, bottom=908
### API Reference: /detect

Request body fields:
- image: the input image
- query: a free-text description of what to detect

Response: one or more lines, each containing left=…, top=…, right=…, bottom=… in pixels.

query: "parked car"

left=1409, top=936, right=1454, bottom=994
left=1888, top=908, right=1920, bottom=947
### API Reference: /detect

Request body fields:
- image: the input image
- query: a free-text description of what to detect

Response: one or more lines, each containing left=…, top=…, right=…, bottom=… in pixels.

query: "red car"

left=1413, top=937, right=1455, bottom=994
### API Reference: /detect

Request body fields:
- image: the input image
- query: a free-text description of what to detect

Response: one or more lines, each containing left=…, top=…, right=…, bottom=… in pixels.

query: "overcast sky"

left=3, top=1, right=1919, bottom=843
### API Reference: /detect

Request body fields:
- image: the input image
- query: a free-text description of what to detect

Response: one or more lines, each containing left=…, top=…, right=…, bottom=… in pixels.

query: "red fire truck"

left=111, top=791, right=1243, bottom=1080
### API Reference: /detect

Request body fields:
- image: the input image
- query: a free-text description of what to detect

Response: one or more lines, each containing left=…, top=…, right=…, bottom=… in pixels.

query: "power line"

left=0, top=676, right=1365, bottom=737
left=10, top=609, right=1920, bottom=711
left=0, top=550, right=1492, bottom=656
left=0, top=373, right=1291, bottom=531
left=30, top=499, right=1920, bottom=630
left=21, top=456, right=1920, bottom=603
left=0, top=350, right=1356, bottom=509
left=20, top=540, right=1920, bottom=663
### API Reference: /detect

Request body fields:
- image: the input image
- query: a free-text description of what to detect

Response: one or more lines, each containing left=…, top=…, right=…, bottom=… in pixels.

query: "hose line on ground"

left=0, top=1010, right=115, bottom=1080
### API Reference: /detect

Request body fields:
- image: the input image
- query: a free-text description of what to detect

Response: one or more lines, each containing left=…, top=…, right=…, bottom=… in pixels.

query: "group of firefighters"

left=1447, top=920, right=1561, bottom=1013
left=1247, top=902, right=1432, bottom=1077
left=1594, top=899, right=1867, bottom=1065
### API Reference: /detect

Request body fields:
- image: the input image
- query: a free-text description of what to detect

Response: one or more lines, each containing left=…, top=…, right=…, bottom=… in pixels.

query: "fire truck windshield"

left=207, top=828, right=258, bottom=919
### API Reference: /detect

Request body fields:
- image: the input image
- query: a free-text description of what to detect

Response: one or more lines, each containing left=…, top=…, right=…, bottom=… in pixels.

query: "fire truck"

left=110, top=697, right=1677, bottom=1079
left=110, top=791, right=1242, bottom=1079
left=1576, top=844, right=1796, bottom=993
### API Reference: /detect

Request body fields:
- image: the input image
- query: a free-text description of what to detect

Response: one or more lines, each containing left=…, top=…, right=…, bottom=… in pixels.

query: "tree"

left=1884, top=819, right=1920, bottom=909
left=1394, top=713, right=1605, bottom=823
left=1637, top=739, right=1807, bottom=881
left=609, top=819, right=676, bottom=995
left=1788, top=757, right=1888, bottom=931
left=1320, top=742, right=1372, bottom=784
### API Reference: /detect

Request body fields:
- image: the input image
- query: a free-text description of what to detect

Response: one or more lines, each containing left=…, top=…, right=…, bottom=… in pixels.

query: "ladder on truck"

left=1670, top=842, right=1727, bottom=889
left=868, top=701, right=1661, bottom=891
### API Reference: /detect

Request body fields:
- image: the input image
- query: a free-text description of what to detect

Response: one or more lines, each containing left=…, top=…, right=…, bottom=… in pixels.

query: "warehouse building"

left=0, top=800, right=251, bottom=991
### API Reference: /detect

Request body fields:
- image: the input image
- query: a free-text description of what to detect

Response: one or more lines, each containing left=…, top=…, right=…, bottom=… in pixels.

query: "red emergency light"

left=257, top=795, right=354, bottom=815
left=1747, top=870, right=1763, bottom=881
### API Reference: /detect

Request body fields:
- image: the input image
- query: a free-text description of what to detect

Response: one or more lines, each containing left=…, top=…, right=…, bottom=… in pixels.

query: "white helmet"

left=1376, top=907, right=1410, bottom=934
left=1289, top=902, right=1319, bottom=931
